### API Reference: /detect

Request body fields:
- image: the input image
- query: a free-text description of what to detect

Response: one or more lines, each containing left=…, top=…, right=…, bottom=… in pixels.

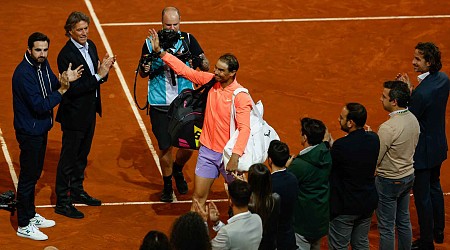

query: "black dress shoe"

left=55, top=204, right=84, bottom=219
left=411, top=239, right=435, bottom=250
left=411, top=239, right=420, bottom=250
left=72, top=193, right=102, bottom=206
left=434, top=231, right=444, bottom=244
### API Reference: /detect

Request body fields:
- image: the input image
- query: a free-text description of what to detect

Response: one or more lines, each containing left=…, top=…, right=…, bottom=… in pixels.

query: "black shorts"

left=149, top=105, right=171, bottom=150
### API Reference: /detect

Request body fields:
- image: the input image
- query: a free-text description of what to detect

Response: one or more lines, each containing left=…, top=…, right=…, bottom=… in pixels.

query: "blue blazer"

left=409, top=71, right=450, bottom=169
left=271, top=170, right=298, bottom=250
left=330, top=129, right=380, bottom=216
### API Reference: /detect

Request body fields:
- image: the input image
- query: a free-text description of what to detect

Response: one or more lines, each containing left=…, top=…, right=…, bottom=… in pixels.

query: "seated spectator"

left=267, top=140, right=299, bottom=250
left=194, top=179, right=263, bottom=250
left=248, top=163, right=281, bottom=250
left=140, top=230, right=170, bottom=250
left=170, top=211, right=212, bottom=250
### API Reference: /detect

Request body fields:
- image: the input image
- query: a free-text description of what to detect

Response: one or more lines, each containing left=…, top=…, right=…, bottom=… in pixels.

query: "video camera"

left=140, top=30, right=203, bottom=69
left=0, top=190, right=17, bottom=216
left=140, top=29, right=181, bottom=65
left=158, top=29, right=181, bottom=51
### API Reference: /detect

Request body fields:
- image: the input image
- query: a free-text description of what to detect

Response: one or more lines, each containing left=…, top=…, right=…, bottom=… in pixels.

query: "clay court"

left=1, top=0, right=450, bottom=249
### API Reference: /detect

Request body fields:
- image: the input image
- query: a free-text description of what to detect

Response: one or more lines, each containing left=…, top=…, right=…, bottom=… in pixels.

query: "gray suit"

left=212, top=211, right=262, bottom=250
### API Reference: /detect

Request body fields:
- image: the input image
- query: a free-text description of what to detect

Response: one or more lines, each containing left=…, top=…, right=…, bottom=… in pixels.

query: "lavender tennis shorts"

left=195, top=146, right=235, bottom=183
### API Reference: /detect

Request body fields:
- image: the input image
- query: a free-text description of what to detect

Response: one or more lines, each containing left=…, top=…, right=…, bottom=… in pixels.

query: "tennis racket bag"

left=168, top=77, right=216, bottom=149
left=223, top=88, right=280, bottom=171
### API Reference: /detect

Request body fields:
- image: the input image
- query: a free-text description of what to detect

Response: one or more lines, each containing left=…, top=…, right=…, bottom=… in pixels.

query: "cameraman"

left=139, top=6, right=209, bottom=202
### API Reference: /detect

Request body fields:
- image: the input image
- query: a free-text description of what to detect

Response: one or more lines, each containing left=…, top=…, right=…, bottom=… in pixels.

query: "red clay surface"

left=1, top=0, right=450, bottom=249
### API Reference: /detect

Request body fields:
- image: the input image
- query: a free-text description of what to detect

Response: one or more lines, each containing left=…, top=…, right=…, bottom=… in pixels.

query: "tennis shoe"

left=17, top=222, right=48, bottom=241
left=31, top=213, right=56, bottom=228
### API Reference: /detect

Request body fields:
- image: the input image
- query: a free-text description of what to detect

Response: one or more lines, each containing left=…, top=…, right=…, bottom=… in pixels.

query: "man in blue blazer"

left=398, top=42, right=450, bottom=250
left=328, top=103, right=380, bottom=249
left=55, top=11, right=115, bottom=219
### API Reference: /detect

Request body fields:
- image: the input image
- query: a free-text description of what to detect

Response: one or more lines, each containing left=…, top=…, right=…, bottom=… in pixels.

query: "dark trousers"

left=413, top=165, right=445, bottom=245
left=55, top=120, right=95, bottom=205
left=16, top=132, right=47, bottom=227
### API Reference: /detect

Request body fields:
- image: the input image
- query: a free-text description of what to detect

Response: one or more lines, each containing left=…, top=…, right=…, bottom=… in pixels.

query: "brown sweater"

left=377, top=110, right=420, bottom=179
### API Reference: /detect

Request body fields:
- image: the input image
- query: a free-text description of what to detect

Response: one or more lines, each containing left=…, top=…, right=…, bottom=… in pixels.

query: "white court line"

left=36, top=198, right=229, bottom=208
left=83, top=1, right=163, bottom=175
left=32, top=192, right=450, bottom=208
left=84, top=0, right=181, bottom=201
left=0, top=128, right=18, bottom=191
left=101, top=14, right=450, bottom=27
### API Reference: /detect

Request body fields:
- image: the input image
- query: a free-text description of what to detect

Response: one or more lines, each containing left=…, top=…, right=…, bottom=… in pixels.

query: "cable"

left=133, top=62, right=149, bottom=112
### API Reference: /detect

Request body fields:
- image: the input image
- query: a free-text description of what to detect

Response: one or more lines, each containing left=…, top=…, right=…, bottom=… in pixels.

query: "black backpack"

left=168, top=77, right=216, bottom=149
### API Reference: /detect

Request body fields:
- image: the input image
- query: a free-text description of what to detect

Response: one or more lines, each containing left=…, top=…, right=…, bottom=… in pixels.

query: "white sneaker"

left=17, top=222, right=48, bottom=241
left=31, top=213, right=56, bottom=228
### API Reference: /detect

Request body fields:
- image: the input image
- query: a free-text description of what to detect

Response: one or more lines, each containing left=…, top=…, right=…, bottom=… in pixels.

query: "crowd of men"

left=11, top=5, right=449, bottom=250
left=13, top=11, right=115, bottom=240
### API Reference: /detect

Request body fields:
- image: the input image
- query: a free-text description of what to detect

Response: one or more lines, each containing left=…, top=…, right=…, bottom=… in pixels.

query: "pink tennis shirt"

left=162, top=53, right=252, bottom=155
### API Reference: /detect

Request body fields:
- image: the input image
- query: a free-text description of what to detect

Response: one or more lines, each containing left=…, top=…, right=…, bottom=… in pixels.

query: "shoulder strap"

left=205, top=76, right=216, bottom=88
left=233, top=87, right=248, bottom=96
left=229, top=88, right=262, bottom=136
left=181, top=32, right=191, bottom=45
left=193, top=76, right=216, bottom=93
left=145, top=38, right=153, bottom=53
left=191, top=77, right=216, bottom=107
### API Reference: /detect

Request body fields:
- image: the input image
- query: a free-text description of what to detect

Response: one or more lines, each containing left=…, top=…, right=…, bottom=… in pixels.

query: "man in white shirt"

left=194, top=179, right=262, bottom=250
left=397, top=42, right=449, bottom=249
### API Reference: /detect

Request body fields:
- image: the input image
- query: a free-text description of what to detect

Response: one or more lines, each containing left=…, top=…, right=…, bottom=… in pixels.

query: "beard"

left=214, top=75, right=223, bottom=83
left=340, top=124, right=350, bottom=133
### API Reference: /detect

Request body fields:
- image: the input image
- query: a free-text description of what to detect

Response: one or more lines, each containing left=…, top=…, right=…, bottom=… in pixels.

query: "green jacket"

left=288, top=142, right=332, bottom=239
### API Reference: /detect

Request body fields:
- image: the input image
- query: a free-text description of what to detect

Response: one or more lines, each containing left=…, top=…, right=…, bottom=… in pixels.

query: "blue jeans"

left=376, top=174, right=414, bottom=250
left=328, top=214, right=372, bottom=250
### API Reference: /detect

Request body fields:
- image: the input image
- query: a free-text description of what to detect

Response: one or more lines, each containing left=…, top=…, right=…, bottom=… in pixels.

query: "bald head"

left=162, top=7, right=180, bottom=32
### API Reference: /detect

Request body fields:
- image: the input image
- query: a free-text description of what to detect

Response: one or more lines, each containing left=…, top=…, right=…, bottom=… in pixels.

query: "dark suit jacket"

left=271, top=170, right=298, bottom=250
left=56, top=39, right=107, bottom=131
left=409, top=71, right=450, bottom=169
left=330, top=129, right=380, bottom=216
